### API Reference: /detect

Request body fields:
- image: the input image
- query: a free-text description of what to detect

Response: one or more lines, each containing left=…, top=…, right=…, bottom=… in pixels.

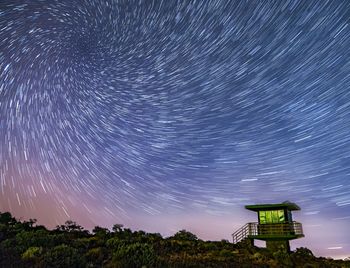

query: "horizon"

left=1, top=0, right=350, bottom=262
left=2, top=205, right=349, bottom=260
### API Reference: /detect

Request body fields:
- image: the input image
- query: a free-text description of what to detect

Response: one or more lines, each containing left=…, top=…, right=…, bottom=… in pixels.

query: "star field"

left=1, top=0, right=350, bottom=258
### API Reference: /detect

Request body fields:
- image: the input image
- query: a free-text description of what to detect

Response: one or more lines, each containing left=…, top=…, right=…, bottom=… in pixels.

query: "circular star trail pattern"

left=1, top=0, right=350, bottom=257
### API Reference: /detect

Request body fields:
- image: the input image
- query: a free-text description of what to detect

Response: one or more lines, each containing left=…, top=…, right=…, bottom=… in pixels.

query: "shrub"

left=43, top=244, right=84, bottom=268
left=273, top=250, right=293, bottom=267
left=85, top=247, right=105, bottom=266
left=171, top=230, right=198, bottom=241
left=111, top=242, right=157, bottom=267
left=106, top=237, right=124, bottom=250
left=22, top=246, right=43, bottom=260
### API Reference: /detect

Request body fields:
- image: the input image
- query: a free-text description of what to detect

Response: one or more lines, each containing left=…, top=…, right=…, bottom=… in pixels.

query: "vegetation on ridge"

left=0, top=211, right=349, bottom=267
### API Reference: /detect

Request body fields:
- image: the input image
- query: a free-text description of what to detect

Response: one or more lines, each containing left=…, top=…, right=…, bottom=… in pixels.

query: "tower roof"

left=245, top=201, right=300, bottom=212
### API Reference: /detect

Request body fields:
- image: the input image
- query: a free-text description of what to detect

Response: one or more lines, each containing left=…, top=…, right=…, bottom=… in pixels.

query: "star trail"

left=1, top=0, right=350, bottom=258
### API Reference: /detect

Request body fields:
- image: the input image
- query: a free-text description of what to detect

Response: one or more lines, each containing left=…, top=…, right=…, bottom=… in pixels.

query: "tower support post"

left=266, top=240, right=290, bottom=253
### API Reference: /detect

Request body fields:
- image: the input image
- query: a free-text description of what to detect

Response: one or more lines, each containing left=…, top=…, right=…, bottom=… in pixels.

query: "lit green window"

left=271, top=210, right=278, bottom=222
left=259, top=210, right=285, bottom=224
left=259, top=211, right=266, bottom=223
left=266, top=211, right=272, bottom=223
left=278, top=210, right=285, bottom=222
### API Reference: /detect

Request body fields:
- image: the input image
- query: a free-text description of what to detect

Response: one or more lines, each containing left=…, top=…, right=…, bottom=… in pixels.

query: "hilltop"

left=0, top=212, right=349, bottom=267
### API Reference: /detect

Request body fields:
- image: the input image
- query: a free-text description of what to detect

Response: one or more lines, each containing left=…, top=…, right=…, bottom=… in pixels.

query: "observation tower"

left=232, top=201, right=304, bottom=252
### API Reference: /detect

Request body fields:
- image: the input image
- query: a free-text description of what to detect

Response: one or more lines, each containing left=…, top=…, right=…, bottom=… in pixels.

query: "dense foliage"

left=0, top=212, right=349, bottom=267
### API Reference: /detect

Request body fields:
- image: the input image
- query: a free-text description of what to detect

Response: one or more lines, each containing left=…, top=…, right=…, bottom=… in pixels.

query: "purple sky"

left=1, top=0, right=350, bottom=259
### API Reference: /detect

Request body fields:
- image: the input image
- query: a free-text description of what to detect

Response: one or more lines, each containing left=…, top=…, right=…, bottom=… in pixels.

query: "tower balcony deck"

left=233, top=221, right=304, bottom=243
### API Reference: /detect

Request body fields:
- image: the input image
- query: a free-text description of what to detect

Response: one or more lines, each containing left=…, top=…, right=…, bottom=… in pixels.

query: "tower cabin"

left=232, top=201, right=304, bottom=252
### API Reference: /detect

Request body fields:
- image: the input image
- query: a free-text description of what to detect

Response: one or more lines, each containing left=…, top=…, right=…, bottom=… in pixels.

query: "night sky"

left=1, top=0, right=350, bottom=259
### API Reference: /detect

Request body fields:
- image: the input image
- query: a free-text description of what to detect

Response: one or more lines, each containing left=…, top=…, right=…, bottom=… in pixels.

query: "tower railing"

left=232, top=221, right=303, bottom=243
left=232, top=223, right=250, bottom=244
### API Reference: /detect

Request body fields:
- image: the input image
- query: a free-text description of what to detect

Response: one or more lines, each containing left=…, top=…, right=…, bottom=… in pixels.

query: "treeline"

left=0, top=212, right=349, bottom=267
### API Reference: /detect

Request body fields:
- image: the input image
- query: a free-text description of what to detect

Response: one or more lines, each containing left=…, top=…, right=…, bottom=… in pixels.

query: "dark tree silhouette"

left=0, top=211, right=349, bottom=268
